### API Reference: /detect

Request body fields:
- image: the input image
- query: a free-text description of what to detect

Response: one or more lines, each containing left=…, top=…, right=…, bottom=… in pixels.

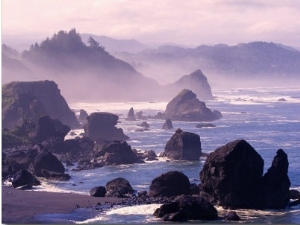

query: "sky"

left=2, top=0, right=300, bottom=48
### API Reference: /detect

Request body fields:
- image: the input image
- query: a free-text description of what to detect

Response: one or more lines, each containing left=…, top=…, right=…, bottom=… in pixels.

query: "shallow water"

left=33, top=86, right=300, bottom=223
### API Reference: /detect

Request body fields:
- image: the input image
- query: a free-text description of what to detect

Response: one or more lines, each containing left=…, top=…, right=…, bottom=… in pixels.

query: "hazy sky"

left=2, top=0, right=300, bottom=47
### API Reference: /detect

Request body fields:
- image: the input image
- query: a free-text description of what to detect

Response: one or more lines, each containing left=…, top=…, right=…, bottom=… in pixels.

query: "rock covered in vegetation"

left=2, top=80, right=79, bottom=129
left=154, top=195, right=218, bottom=222
left=83, top=112, right=129, bottom=141
left=162, top=129, right=201, bottom=160
left=149, top=171, right=190, bottom=197
left=200, top=139, right=291, bottom=209
left=164, top=89, right=222, bottom=121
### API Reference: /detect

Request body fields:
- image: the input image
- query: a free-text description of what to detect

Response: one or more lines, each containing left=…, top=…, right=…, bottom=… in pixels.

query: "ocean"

left=33, top=86, right=300, bottom=223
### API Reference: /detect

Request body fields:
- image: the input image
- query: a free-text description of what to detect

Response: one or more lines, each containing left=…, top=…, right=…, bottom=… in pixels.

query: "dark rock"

left=149, top=171, right=190, bottom=197
left=2, top=80, right=79, bottom=129
left=135, top=111, right=146, bottom=120
left=290, top=199, right=300, bottom=207
left=162, top=128, right=201, bottom=160
left=223, top=211, right=240, bottom=221
left=162, top=119, right=173, bottom=130
left=262, top=149, right=291, bottom=209
left=290, top=189, right=300, bottom=199
left=196, top=123, right=216, bottom=128
left=126, top=107, right=136, bottom=121
left=78, top=109, right=89, bottom=123
left=154, top=195, right=218, bottom=221
left=278, top=98, right=287, bottom=101
left=90, top=186, right=107, bottom=197
left=83, top=112, right=128, bottom=141
left=190, top=183, right=200, bottom=195
left=164, top=89, right=222, bottom=121
left=33, top=149, right=65, bottom=177
left=12, top=169, right=41, bottom=188
left=199, top=139, right=264, bottom=209
left=105, top=177, right=134, bottom=197
left=41, top=169, right=71, bottom=181
left=137, top=150, right=158, bottom=161
left=96, top=141, right=138, bottom=165
left=137, top=121, right=150, bottom=128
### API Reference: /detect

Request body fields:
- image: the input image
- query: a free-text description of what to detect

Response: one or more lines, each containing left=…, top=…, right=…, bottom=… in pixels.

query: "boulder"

left=105, top=177, right=134, bottom=197
left=262, top=149, right=291, bottom=209
left=33, top=149, right=65, bottom=177
left=83, top=112, right=128, bottom=141
left=90, top=186, right=107, bottom=197
left=199, top=139, right=264, bottom=209
left=162, top=129, right=201, bottom=160
left=164, top=89, right=221, bottom=121
left=12, top=169, right=41, bottom=188
left=162, top=119, right=173, bottom=130
left=137, top=121, right=150, bottom=129
left=2, top=80, right=79, bottom=129
left=223, top=211, right=240, bottom=221
left=290, top=189, right=300, bottom=199
left=78, top=109, right=88, bottom=123
left=154, top=195, right=218, bottom=222
left=149, top=171, right=190, bottom=197
left=126, top=107, right=136, bottom=121
left=96, top=141, right=138, bottom=165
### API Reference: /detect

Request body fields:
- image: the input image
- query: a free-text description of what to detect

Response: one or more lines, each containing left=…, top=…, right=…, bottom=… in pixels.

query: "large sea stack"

left=2, top=80, right=79, bottom=129
left=164, top=89, right=221, bottom=121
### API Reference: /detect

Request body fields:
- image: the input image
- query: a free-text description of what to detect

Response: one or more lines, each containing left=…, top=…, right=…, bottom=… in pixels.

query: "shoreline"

left=2, top=185, right=122, bottom=224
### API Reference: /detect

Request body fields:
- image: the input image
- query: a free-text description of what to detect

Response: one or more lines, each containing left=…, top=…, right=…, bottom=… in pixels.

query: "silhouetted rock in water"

left=154, top=195, right=218, bottom=222
left=164, top=89, right=222, bottom=121
left=41, top=169, right=71, bottom=181
left=83, top=112, right=129, bottom=141
left=278, top=98, right=287, bottom=101
left=90, top=186, right=107, bottom=197
left=290, top=189, right=300, bottom=199
left=2, top=80, right=79, bottom=129
left=126, top=107, right=136, bottom=121
left=12, top=169, right=40, bottom=189
left=105, top=177, right=135, bottom=197
left=33, top=149, right=65, bottom=177
left=200, top=139, right=264, bottom=209
left=200, top=140, right=291, bottom=210
left=262, top=149, right=291, bottom=209
left=95, top=141, right=138, bottom=165
left=33, top=115, right=71, bottom=143
left=79, top=109, right=89, bottom=123
left=161, top=129, right=201, bottom=160
left=223, top=211, right=240, bottom=221
left=196, top=123, right=216, bottom=128
left=137, top=121, right=150, bottom=128
left=149, top=171, right=191, bottom=197
left=162, top=119, right=173, bottom=129
left=167, top=69, right=214, bottom=100
left=135, top=111, right=146, bottom=120
left=137, top=150, right=158, bottom=161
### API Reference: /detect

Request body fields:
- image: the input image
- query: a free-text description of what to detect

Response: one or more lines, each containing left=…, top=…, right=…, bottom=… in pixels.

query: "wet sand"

left=2, top=185, right=122, bottom=224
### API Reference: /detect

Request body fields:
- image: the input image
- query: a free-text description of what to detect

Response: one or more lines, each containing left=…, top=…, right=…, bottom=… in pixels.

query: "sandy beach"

left=2, top=185, right=122, bottom=224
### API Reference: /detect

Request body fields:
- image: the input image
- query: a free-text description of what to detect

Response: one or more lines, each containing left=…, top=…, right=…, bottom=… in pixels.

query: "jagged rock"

left=83, top=112, right=128, bottom=141
left=96, top=141, right=138, bottom=165
left=33, top=149, right=65, bottom=177
left=164, top=89, right=221, bottom=121
left=79, top=109, right=88, bottom=123
left=162, top=119, right=173, bottom=129
left=90, top=186, right=107, bottom=197
left=2, top=80, right=79, bottom=129
left=262, top=149, right=291, bottom=209
left=149, top=171, right=190, bottom=197
left=105, top=177, right=134, bottom=197
left=199, top=139, right=264, bottom=209
left=161, top=129, right=201, bottom=160
left=126, top=107, right=136, bottom=121
left=12, top=169, right=41, bottom=188
left=154, top=195, right=218, bottom=222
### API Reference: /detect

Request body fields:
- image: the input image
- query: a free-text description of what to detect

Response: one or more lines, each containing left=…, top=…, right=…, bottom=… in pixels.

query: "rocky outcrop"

left=262, top=149, right=291, bottom=209
left=126, top=107, right=136, bottom=121
left=149, top=171, right=190, bottom=197
left=154, top=195, right=218, bottom=222
left=78, top=109, right=88, bottom=124
left=167, top=70, right=214, bottom=100
left=95, top=141, right=138, bottom=165
left=83, top=112, right=129, bottom=141
left=105, top=177, right=135, bottom=197
left=162, top=119, right=173, bottom=129
left=200, top=139, right=291, bottom=209
left=164, top=89, right=221, bottom=122
left=12, top=169, right=40, bottom=189
left=2, top=80, right=79, bottom=129
left=161, top=129, right=201, bottom=160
